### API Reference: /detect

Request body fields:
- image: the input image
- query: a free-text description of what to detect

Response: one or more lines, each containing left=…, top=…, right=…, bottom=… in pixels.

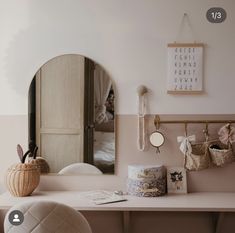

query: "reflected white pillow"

left=58, top=163, right=103, bottom=175
left=94, top=131, right=114, bottom=143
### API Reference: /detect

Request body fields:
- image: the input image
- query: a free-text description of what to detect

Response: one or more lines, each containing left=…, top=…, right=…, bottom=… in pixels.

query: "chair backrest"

left=58, top=163, right=103, bottom=175
left=4, top=201, right=92, bottom=233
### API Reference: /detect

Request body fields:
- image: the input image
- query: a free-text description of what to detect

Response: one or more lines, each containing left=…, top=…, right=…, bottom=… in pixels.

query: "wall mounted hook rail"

left=154, top=115, right=235, bottom=125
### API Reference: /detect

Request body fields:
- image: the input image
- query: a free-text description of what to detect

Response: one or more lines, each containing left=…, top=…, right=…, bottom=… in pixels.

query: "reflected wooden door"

left=36, top=55, right=84, bottom=173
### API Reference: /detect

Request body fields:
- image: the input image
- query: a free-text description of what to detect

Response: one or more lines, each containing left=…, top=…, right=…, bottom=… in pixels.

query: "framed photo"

left=167, top=43, right=204, bottom=94
left=167, top=167, right=187, bottom=194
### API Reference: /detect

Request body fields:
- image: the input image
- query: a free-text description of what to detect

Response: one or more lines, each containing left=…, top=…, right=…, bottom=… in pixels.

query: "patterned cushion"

left=4, top=201, right=92, bottom=233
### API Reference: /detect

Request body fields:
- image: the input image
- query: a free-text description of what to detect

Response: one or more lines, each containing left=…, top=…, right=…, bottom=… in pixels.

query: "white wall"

left=1, top=0, right=235, bottom=190
left=0, top=116, right=27, bottom=192
left=0, top=0, right=235, bottom=115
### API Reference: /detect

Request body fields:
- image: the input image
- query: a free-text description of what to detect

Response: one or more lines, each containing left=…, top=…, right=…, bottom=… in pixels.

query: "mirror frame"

left=28, top=54, right=117, bottom=176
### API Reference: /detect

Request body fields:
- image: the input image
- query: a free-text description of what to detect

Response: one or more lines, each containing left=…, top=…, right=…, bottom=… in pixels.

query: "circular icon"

left=206, top=7, right=227, bottom=23
left=8, top=210, right=24, bottom=226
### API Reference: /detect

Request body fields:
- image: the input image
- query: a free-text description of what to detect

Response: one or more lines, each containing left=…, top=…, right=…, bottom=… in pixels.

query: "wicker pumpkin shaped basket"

left=4, top=144, right=40, bottom=197
left=5, top=163, right=40, bottom=197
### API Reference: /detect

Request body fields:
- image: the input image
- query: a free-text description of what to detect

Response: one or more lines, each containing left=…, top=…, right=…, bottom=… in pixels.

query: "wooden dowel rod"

left=154, top=116, right=235, bottom=125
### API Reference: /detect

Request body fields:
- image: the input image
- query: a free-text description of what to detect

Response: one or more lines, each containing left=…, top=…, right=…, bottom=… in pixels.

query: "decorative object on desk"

left=16, top=144, right=31, bottom=163
left=78, top=190, right=127, bottom=205
left=167, top=167, right=187, bottom=194
left=16, top=144, right=24, bottom=162
left=114, top=190, right=127, bottom=195
left=29, top=157, right=50, bottom=174
left=177, top=124, right=210, bottom=171
left=209, top=123, right=235, bottom=167
left=4, top=144, right=40, bottom=197
left=149, top=115, right=165, bottom=153
left=137, top=85, right=148, bottom=151
left=28, top=143, right=50, bottom=174
left=127, top=165, right=166, bottom=197
left=167, top=43, right=204, bottom=94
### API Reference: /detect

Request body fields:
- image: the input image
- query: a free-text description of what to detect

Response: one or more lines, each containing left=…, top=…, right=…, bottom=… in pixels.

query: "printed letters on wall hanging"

left=167, top=43, right=204, bottom=94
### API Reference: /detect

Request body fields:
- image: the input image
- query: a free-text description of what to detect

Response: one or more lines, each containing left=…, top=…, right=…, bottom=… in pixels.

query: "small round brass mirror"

left=149, top=131, right=165, bottom=153
left=150, top=115, right=165, bottom=153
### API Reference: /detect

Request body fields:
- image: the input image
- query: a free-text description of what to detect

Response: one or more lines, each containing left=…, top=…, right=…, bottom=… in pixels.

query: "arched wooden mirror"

left=28, top=54, right=115, bottom=175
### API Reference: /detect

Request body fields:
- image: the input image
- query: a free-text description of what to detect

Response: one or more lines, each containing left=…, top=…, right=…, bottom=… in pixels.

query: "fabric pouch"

left=184, top=142, right=210, bottom=171
left=177, top=135, right=210, bottom=171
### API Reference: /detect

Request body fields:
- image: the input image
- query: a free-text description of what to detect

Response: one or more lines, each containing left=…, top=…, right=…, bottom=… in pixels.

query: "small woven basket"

left=209, top=142, right=234, bottom=167
left=184, top=142, right=210, bottom=171
left=5, top=163, right=40, bottom=197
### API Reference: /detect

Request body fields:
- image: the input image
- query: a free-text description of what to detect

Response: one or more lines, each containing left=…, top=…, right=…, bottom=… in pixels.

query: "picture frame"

left=167, top=43, right=204, bottom=94
left=167, top=167, right=187, bottom=194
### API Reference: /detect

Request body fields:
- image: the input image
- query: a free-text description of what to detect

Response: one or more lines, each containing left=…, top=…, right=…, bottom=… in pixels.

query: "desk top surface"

left=1, top=191, right=235, bottom=212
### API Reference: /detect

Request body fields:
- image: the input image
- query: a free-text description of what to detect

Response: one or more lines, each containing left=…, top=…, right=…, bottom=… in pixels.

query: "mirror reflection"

left=28, top=54, right=115, bottom=175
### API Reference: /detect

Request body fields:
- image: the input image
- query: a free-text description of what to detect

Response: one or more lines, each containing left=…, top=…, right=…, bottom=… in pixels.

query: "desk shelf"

left=1, top=191, right=235, bottom=212
left=1, top=191, right=235, bottom=233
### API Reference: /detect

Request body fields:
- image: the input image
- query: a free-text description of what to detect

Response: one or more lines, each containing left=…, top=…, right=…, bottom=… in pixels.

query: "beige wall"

left=1, top=114, right=235, bottom=193
left=1, top=114, right=235, bottom=233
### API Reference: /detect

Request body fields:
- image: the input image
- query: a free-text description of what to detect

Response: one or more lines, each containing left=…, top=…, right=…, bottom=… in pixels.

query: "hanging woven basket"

left=209, top=141, right=234, bottom=167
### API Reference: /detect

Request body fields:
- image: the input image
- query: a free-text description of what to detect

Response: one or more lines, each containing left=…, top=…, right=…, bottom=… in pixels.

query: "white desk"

left=1, top=191, right=235, bottom=233
left=0, top=191, right=235, bottom=212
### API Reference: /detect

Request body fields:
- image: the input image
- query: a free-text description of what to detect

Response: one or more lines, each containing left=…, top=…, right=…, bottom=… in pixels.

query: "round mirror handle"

left=85, top=124, right=95, bottom=130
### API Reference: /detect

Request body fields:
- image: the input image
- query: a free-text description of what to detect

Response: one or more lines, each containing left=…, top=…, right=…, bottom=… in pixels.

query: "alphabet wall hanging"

left=167, top=13, right=204, bottom=94
left=167, top=43, right=204, bottom=93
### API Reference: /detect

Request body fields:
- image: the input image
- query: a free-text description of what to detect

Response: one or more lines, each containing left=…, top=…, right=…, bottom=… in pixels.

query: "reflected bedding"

left=94, top=131, right=115, bottom=172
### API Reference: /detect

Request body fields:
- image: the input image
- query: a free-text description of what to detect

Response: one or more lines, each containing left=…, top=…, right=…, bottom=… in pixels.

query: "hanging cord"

left=175, top=13, right=197, bottom=43
left=154, top=115, right=161, bottom=154
left=154, top=115, right=160, bottom=131
left=227, top=123, right=232, bottom=149
left=137, top=85, right=148, bottom=151
left=183, top=122, right=188, bottom=169
left=184, top=122, right=188, bottom=137
left=203, top=122, right=209, bottom=142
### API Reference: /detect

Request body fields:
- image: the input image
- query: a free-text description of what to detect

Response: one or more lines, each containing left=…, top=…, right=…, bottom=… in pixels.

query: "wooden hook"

left=204, top=122, right=209, bottom=134
left=184, top=122, right=188, bottom=137
left=203, top=122, right=209, bottom=141
left=154, top=115, right=160, bottom=130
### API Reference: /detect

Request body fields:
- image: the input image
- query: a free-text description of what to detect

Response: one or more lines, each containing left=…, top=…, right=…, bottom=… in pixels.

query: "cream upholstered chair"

left=4, top=201, right=92, bottom=233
